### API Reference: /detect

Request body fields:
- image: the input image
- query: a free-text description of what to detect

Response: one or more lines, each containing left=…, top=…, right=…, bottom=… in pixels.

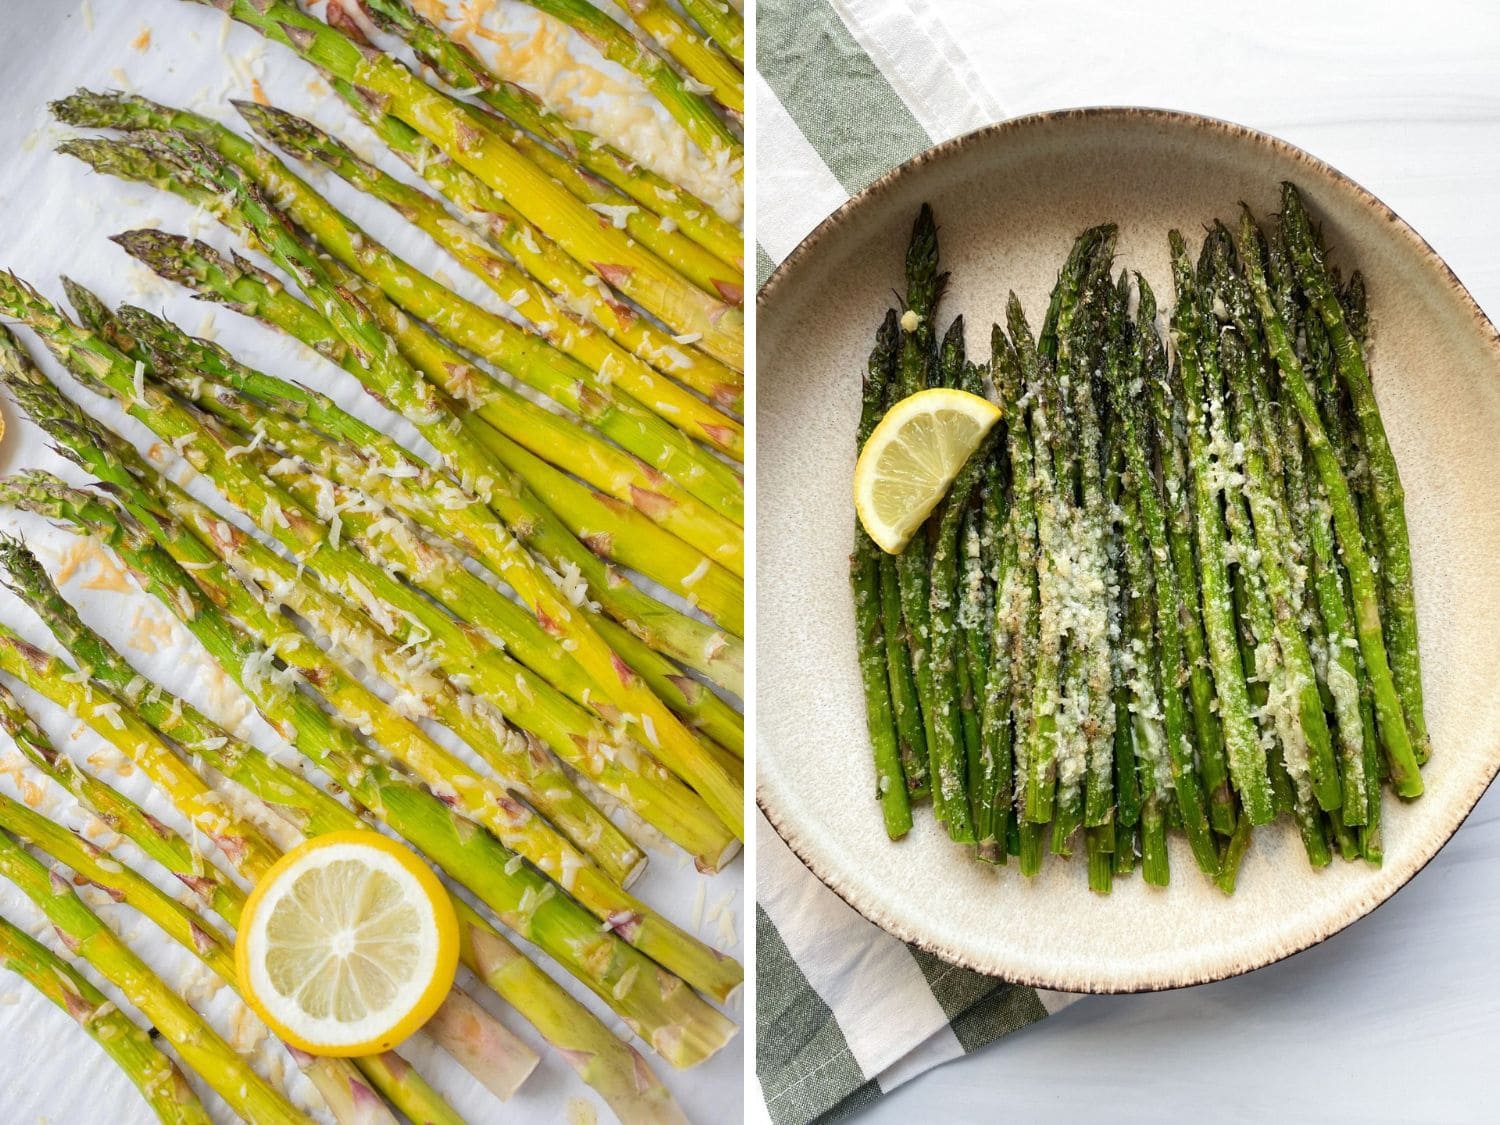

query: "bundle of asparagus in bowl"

left=852, top=186, right=1424, bottom=894
left=0, top=0, right=743, bottom=1119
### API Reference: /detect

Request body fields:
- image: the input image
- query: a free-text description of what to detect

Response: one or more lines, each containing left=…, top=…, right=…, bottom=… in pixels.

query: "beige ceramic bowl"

left=756, top=107, right=1500, bottom=992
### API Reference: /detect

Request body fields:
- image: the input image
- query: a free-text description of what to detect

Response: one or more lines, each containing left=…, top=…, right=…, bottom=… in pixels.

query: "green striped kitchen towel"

left=755, top=2, right=1076, bottom=1121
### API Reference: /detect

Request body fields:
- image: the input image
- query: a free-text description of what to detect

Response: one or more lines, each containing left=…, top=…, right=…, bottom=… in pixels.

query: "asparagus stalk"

left=180, top=0, right=745, bottom=363
left=108, top=228, right=743, bottom=643
left=680, top=0, right=745, bottom=65
left=329, top=79, right=742, bottom=413
left=234, top=99, right=745, bottom=459
left=46, top=149, right=743, bottom=842
left=0, top=309, right=741, bottom=1002
left=893, top=207, right=961, bottom=830
left=1219, top=325, right=1343, bottom=817
left=345, top=1, right=739, bottom=297
left=360, top=0, right=742, bottom=266
left=61, top=283, right=652, bottom=883
left=56, top=126, right=745, bottom=550
left=0, top=550, right=682, bottom=1123
left=0, top=913, right=211, bottom=1125
left=0, top=831, right=307, bottom=1123
left=1231, top=210, right=1422, bottom=797
left=1105, top=278, right=1217, bottom=877
left=1281, top=185, right=1427, bottom=763
left=0, top=621, right=476, bottom=1118
left=1167, top=230, right=1276, bottom=824
left=88, top=300, right=738, bottom=863
left=854, top=310, right=913, bottom=838
left=932, top=323, right=987, bottom=836
left=118, top=315, right=742, bottom=753
left=105, top=235, right=743, bottom=691
left=1141, top=295, right=1235, bottom=835
left=622, top=0, right=744, bottom=113
left=986, top=326, right=1036, bottom=862
left=1115, top=481, right=1169, bottom=884
left=878, top=327, right=929, bottom=802
left=0, top=472, right=736, bottom=1068
left=927, top=328, right=991, bottom=847
left=1066, top=260, right=1119, bottom=841
left=428, top=0, right=746, bottom=160
left=0, top=785, right=461, bottom=1123
left=1008, top=297, right=1066, bottom=833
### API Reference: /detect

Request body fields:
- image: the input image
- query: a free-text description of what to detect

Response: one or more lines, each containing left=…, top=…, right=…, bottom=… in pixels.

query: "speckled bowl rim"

left=755, top=105, right=1500, bottom=994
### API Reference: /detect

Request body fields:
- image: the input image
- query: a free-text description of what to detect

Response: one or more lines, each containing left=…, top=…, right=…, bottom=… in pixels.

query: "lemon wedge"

left=854, top=388, right=1001, bottom=552
left=235, top=831, right=458, bottom=1057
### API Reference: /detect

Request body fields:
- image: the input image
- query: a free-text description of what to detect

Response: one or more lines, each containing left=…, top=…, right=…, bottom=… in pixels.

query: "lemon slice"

left=235, top=831, right=458, bottom=1057
left=854, top=388, right=1002, bottom=553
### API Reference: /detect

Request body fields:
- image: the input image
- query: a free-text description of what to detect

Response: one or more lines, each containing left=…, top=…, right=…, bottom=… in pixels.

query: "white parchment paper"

left=0, top=2, right=743, bottom=1121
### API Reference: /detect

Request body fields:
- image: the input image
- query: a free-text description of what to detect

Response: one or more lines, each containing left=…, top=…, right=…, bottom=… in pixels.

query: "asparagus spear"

left=360, top=0, right=741, bottom=266
left=1141, top=300, right=1235, bottom=835
left=931, top=323, right=988, bottom=837
left=346, top=0, right=739, bottom=295
left=680, top=0, right=745, bottom=65
left=0, top=472, right=736, bottom=1072
left=1281, top=184, right=1426, bottom=762
left=328, top=79, right=742, bottom=412
left=854, top=311, right=913, bottom=839
left=894, top=207, right=966, bottom=834
left=52, top=148, right=741, bottom=843
left=7, top=448, right=733, bottom=1007
left=0, top=830, right=307, bottom=1123
left=1068, top=263, right=1119, bottom=840
left=0, top=913, right=211, bottom=1125
left=148, top=321, right=739, bottom=754
left=234, top=99, right=745, bottom=459
left=927, top=333, right=993, bottom=847
left=0, top=785, right=464, bottom=1123
left=57, top=127, right=745, bottom=552
left=433, top=0, right=746, bottom=159
left=179, top=0, right=745, bottom=363
left=1167, top=230, right=1276, bottom=824
left=1008, top=297, right=1067, bottom=838
left=623, top=0, right=744, bottom=113
left=0, top=567, right=682, bottom=1124
left=1105, top=278, right=1218, bottom=877
left=958, top=353, right=1004, bottom=859
left=86, top=299, right=739, bottom=862
left=987, top=326, right=1037, bottom=863
left=0, top=310, right=741, bottom=1004
left=105, top=234, right=743, bottom=691
left=875, top=336, right=931, bottom=799
left=107, top=225, right=743, bottom=639
left=1231, top=210, right=1422, bottom=797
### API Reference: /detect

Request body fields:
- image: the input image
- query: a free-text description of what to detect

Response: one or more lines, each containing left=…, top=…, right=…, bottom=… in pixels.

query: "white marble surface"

left=831, top=2, right=1500, bottom=1121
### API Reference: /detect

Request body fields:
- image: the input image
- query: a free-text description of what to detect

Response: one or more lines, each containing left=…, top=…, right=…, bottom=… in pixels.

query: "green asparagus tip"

left=230, top=97, right=315, bottom=151
left=49, top=87, right=148, bottom=129
left=1134, top=272, right=1157, bottom=324
left=0, top=533, right=51, bottom=607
